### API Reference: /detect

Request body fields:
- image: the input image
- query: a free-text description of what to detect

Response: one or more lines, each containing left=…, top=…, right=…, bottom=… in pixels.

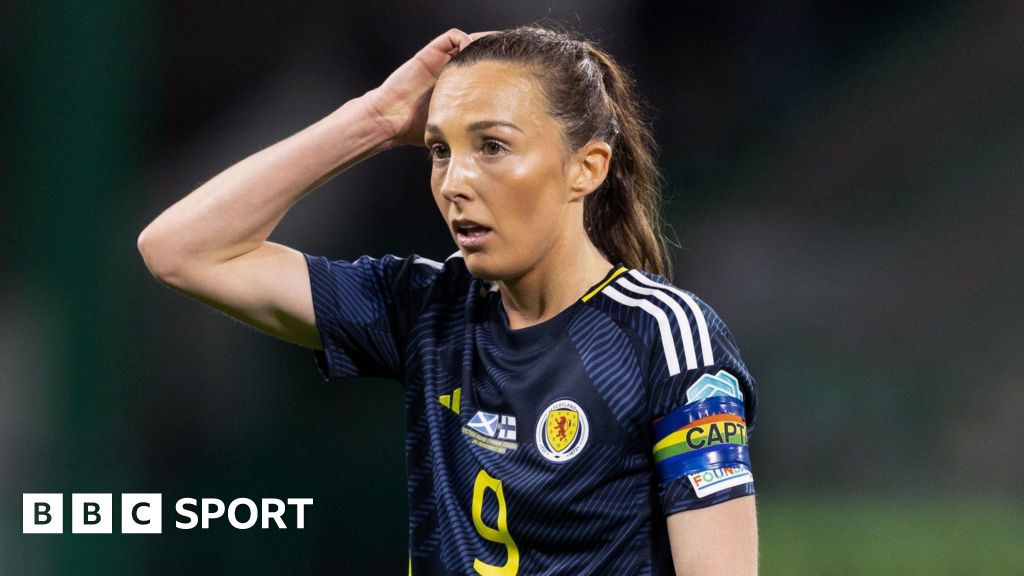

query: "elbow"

left=137, top=224, right=186, bottom=286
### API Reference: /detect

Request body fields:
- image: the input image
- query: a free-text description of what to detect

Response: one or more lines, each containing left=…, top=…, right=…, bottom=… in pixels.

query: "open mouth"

left=455, top=225, right=492, bottom=248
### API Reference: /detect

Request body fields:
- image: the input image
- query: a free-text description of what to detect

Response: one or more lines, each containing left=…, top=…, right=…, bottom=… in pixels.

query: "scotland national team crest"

left=536, top=399, right=589, bottom=462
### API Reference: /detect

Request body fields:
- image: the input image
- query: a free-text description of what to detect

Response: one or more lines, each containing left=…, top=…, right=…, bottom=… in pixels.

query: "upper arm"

left=667, top=495, right=758, bottom=575
left=302, top=253, right=443, bottom=381
left=621, top=281, right=760, bottom=572
left=143, top=239, right=322, bottom=350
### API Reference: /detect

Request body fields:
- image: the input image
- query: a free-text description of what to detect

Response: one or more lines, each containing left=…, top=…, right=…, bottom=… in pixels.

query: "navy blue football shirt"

left=304, top=252, right=758, bottom=575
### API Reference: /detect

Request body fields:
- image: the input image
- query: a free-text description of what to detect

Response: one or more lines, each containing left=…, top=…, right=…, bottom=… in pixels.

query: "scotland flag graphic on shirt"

left=467, top=411, right=499, bottom=437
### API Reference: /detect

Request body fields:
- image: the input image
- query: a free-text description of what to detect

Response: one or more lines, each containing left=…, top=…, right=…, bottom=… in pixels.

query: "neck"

left=498, top=236, right=613, bottom=330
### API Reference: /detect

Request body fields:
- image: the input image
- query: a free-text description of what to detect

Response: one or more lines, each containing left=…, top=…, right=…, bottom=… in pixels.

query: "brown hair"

left=448, top=26, right=670, bottom=277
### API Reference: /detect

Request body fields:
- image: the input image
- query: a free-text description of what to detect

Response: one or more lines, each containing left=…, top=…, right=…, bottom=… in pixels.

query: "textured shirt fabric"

left=304, top=252, right=758, bottom=575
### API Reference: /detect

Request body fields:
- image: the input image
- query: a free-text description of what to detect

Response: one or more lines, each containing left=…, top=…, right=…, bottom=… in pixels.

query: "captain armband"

left=652, top=395, right=753, bottom=498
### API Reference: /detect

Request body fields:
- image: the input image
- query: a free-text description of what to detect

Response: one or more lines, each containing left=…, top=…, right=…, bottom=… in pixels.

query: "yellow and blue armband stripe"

left=652, top=396, right=750, bottom=483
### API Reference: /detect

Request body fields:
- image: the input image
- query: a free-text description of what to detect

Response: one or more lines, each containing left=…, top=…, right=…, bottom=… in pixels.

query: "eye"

left=428, top=142, right=450, bottom=161
left=481, top=140, right=507, bottom=157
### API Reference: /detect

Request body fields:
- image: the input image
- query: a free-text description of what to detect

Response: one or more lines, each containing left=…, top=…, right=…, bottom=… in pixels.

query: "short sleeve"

left=304, top=253, right=441, bottom=382
left=647, top=295, right=759, bottom=515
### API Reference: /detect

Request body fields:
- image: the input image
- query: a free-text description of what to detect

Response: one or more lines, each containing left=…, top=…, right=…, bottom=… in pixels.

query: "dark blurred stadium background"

left=2, top=1, right=1022, bottom=574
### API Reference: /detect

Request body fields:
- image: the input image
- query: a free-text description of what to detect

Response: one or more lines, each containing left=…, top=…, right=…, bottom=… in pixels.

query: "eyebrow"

left=425, top=120, right=524, bottom=135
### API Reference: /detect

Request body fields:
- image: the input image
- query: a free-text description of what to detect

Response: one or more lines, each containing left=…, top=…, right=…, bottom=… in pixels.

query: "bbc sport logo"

left=23, top=493, right=313, bottom=534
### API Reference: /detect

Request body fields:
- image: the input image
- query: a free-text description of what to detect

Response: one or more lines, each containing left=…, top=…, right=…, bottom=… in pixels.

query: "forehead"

left=427, top=61, right=553, bottom=132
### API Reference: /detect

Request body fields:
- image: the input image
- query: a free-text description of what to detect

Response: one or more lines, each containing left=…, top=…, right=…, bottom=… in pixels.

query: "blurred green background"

left=2, top=0, right=1022, bottom=574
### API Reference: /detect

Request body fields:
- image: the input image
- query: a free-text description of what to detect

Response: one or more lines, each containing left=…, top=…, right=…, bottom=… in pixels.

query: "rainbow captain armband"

left=652, top=396, right=751, bottom=484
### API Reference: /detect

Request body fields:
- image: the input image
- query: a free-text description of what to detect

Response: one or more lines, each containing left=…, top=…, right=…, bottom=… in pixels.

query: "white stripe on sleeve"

left=627, top=270, right=715, bottom=366
left=603, top=286, right=681, bottom=376
left=412, top=256, right=443, bottom=270
left=615, top=277, right=698, bottom=371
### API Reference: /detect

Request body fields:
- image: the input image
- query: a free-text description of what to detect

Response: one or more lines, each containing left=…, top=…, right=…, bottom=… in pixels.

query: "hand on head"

left=363, top=29, right=496, bottom=148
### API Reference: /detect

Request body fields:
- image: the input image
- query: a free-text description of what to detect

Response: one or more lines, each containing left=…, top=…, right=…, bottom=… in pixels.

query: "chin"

left=461, top=250, right=522, bottom=282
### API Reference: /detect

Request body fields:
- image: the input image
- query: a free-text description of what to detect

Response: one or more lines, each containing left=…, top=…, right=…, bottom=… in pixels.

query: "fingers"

left=459, top=30, right=497, bottom=52
left=430, top=28, right=499, bottom=57
left=433, top=28, right=473, bottom=56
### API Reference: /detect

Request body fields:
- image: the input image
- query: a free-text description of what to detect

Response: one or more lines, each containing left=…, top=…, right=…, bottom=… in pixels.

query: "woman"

left=139, top=27, right=759, bottom=575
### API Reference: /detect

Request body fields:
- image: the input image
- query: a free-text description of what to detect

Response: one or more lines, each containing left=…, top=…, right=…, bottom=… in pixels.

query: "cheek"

left=498, top=150, right=563, bottom=199
left=500, top=159, right=566, bottom=227
left=430, top=173, right=447, bottom=210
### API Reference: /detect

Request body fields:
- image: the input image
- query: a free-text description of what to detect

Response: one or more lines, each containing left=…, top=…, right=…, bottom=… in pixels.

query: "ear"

left=568, top=140, right=612, bottom=200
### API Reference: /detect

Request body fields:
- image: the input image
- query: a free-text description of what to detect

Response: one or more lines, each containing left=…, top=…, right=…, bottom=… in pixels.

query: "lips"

left=452, top=218, right=492, bottom=248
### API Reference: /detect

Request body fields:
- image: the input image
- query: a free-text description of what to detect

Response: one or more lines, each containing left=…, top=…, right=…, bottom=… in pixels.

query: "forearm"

left=138, top=94, right=393, bottom=276
left=133, top=28, right=478, bottom=349
left=668, top=496, right=758, bottom=575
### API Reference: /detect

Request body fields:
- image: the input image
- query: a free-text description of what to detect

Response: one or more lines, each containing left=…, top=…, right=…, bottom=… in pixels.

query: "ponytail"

left=585, top=47, right=669, bottom=278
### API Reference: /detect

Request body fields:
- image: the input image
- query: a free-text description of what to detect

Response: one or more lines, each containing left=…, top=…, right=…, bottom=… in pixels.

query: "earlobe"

left=570, top=141, right=612, bottom=198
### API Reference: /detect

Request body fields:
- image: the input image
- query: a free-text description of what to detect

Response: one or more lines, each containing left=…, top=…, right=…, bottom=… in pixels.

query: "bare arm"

left=667, top=496, right=758, bottom=575
left=137, top=29, right=481, bottom=348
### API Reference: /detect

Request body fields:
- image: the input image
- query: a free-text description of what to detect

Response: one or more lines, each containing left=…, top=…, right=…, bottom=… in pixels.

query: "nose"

left=437, top=153, right=475, bottom=204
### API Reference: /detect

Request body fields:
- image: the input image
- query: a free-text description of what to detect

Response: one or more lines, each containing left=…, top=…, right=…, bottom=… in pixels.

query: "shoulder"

left=416, top=251, right=475, bottom=297
left=590, top=268, right=758, bottom=432
left=304, top=250, right=472, bottom=296
left=586, top=267, right=728, bottom=376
